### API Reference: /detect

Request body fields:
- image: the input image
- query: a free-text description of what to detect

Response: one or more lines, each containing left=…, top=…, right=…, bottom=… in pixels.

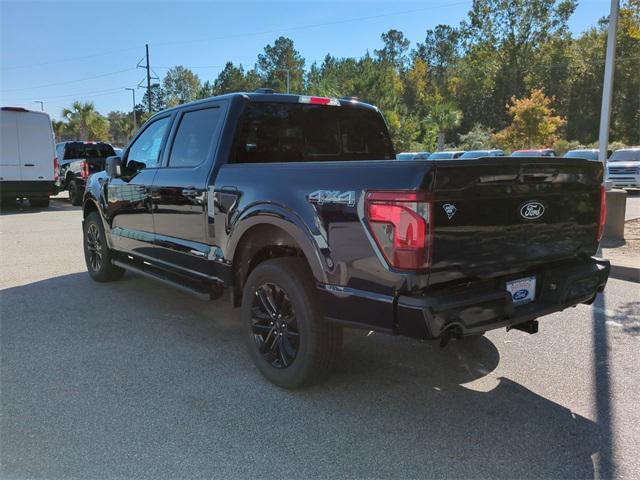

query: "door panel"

left=151, top=104, right=226, bottom=276
left=106, top=115, right=172, bottom=255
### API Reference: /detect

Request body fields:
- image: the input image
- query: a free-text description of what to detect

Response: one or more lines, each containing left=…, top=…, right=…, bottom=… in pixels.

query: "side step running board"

left=112, top=260, right=212, bottom=301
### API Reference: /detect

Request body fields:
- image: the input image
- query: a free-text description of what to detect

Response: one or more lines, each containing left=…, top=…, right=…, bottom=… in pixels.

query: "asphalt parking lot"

left=1, top=197, right=639, bottom=479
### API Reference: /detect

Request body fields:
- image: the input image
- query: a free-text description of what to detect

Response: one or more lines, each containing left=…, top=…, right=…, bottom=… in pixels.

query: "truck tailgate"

left=429, top=157, right=604, bottom=285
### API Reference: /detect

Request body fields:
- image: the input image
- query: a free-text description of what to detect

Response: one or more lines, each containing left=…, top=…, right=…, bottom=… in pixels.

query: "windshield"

left=609, top=150, right=640, bottom=162
left=232, top=102, right=395, bottom=163
left=63, top=143, right=115, bottom=160
left=459, top=150, right=488, bottom=159
left=565, top=150, right=598, bottom=160
left=429, top=152, right=456, bottom=159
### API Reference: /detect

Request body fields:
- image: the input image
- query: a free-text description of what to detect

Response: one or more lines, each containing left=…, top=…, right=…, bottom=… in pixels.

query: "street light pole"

left=598, top=0, right=619, bottom=166
left=125, top=88, right=137, bottom=134
left=34, top=100, right=44, bottom=111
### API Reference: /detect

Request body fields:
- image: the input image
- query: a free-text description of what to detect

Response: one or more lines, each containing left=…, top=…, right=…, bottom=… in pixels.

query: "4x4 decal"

left=308, top=190, right=356, bottom=207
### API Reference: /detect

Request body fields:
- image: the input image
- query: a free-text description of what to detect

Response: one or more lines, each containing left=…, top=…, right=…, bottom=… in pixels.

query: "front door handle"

left=23, top=163, right=35, bottom=167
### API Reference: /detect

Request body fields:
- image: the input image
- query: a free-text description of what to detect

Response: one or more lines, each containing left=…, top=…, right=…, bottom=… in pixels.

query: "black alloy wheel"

left=85, top=222, right=103, bottom=272
left=242, top=257, right=342, bottom=388
left=251, top=283, right=300, bottom=368
left=83, top=212, right=125, bottom=282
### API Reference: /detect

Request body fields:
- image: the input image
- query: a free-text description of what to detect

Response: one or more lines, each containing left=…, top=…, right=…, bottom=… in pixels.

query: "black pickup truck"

left=55, top=141, right=115, bottom=205
left=82, top=92, right=609, bottom=388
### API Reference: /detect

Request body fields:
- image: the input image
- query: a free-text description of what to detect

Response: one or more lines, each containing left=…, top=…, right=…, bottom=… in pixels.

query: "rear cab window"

left=231, top=102, right=394, bottom=163
left=63, top=143, right=115, bottom=160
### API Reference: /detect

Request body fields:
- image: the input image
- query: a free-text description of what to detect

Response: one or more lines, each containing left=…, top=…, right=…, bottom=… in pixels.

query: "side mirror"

left=105, top=156, right=122, bottom=178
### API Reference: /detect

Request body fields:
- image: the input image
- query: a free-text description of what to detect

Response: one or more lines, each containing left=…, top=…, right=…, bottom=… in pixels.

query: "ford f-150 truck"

left=81, top=91, right=610, bottom=388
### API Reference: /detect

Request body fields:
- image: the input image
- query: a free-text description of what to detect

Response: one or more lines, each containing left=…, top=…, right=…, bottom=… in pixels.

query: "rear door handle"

left=23, top=163, right=35, bottom=167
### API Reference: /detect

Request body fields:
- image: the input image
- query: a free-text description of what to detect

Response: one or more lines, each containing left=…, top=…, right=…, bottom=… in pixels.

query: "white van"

left=1, top=107, right=57, bottom=207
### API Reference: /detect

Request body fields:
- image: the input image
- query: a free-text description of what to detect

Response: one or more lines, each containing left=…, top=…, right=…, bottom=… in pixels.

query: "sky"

left=1, top=0, right=610, bottom=120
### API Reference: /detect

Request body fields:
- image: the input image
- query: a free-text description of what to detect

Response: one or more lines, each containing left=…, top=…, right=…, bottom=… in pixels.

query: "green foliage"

left=375, top=29, right=410, bottom=71
left=107, top=111, right=133, bottom=145
left=257, top=36, right=305, bottom=93
left=428, top=99, right=463, bottom=150
left=458, top=124, right=494, bottom=150
left=163, top=66, right=202, bottom=107
left=492, top=89, right=565, bottom=149
left=61, top=101, right=109, bottom=141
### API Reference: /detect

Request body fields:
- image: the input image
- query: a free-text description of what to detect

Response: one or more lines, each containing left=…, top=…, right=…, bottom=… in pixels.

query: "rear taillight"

left=597, top=184, right=606, bottom=241
left=365, top=191, right=433, bottom=271
left=81, top=160, right=90, bottom=179
left=53, top=157, right=59, bottom=182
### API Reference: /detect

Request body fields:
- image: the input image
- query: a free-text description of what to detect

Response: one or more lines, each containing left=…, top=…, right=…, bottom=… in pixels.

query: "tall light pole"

left=34, top=100, right=44, bottom=111
left=278, top=69, right=290, bottom=93
left=598, top=0, right=619, bottom=166
left=125, top=88, right=137, bottom=134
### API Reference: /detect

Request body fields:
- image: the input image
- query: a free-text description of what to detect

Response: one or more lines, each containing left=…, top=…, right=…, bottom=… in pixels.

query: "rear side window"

left=168, top=107, right=222, bottom=168
left=231, top=102, right=394, bottom=163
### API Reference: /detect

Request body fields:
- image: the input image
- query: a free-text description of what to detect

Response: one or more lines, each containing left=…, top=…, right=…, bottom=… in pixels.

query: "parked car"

left=396, top=151, right=431, bottom=160
left=459, top=149, right=505, bottom=159
left=606, top=147, right=640, bottom=189
left=55, top=141, right=116, bottom=205
left=564, top=149, right=600, bottom=161
left=428, top=151, right=465, bottom=160
left=0, top=107, right=56, bottom=207
left=81, top=92, right=609, bottom=388
left=511, top=149, right=557, bottom=157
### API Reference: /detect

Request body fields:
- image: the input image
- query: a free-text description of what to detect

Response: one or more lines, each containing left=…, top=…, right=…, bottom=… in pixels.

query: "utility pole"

left=34, top=100, right=44, bottom=111
left=125, top=88, right=137, bottom=134
left=145, top=44, right=152, bottom=113
left=137, top=44, right=155, bottom=113
left=598, top=0, right=619, bottom=166
left=285, top=68, right=290, bottom=94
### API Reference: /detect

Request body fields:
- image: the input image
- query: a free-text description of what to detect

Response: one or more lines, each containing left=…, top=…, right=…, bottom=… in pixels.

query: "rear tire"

left=29, top=195, right=50, bottom=208
left=242, top=257, right=342, bottom=389
left=83, top=212, right=125, bottom=282
left=69, top=180, right=82, bottom=206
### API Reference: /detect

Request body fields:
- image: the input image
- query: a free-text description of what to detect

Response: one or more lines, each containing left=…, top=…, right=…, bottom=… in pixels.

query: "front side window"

left=168, top=107, right=222, bottom=168
left=231, top=102, right=394, bottom=163
left=126, top=116, right=171, bottom=171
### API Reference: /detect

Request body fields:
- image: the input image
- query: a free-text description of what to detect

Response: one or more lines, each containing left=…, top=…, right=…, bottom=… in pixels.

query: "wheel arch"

left=229, top=215, right=328, bottom=307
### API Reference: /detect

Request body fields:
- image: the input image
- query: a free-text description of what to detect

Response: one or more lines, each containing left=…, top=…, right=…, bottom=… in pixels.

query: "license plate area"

left=506, top=276, right=536, bottom=306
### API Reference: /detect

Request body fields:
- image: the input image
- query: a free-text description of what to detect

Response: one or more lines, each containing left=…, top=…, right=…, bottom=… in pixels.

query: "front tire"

left=83, top=212, right=125, bottom=282
left=242, top=257, right=342, bottom=389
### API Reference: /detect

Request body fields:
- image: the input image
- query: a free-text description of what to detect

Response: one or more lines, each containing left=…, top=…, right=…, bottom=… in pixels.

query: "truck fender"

left=226, top=203, right=329, bottom=285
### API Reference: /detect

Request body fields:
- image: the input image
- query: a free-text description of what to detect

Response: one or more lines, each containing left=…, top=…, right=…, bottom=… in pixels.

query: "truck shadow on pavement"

left=0, top=197, right=79, bottom=215
left=1, top=272, right=612, bottom=479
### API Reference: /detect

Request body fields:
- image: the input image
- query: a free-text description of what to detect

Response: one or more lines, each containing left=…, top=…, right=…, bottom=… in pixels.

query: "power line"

left=9, top=86, right=133, bottom=103
left=151, top=1, right=472, bottom=48
left=0, top=68, right=137, bottom=93
left=1, top=47, right=141, bottom=71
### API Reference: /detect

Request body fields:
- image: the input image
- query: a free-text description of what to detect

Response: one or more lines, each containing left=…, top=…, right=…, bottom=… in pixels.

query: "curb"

left=609, top=264, right=640, bottom=283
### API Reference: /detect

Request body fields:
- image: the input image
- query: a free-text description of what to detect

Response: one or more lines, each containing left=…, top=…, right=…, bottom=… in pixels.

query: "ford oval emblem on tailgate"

left=520, top=201, right=545, bottom=220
